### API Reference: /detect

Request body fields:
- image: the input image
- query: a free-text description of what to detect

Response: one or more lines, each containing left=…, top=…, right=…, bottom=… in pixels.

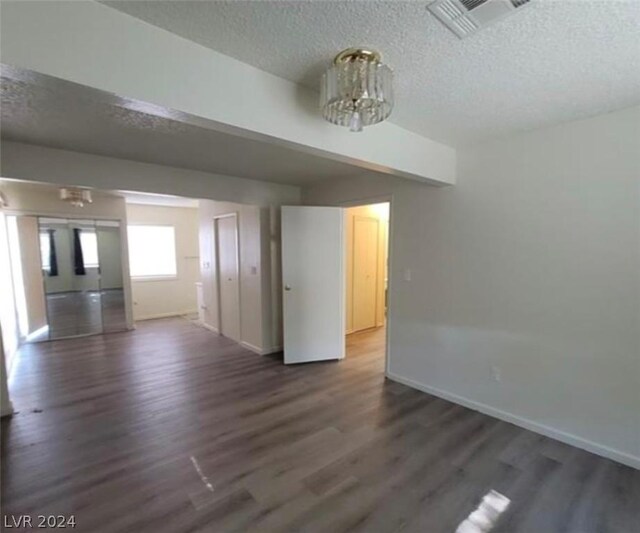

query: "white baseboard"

left=200, top=322, right=219, bottom=334
left=240, top=341, right=262, bottom=354
left=1, top=400, right=14, bottom=418
left=386, top=371, right=640, bottom=470
left=239, top=341, right=283, bottom=356
left=263, top=345, right=283, bottom=355
left=134, top=310, right=197, bottom=321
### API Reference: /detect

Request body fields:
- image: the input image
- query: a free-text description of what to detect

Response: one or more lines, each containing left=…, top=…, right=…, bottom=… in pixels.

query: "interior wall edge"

left=0, top=331, right=13, bottom=418
left=386, top=371, right=640, bottom=470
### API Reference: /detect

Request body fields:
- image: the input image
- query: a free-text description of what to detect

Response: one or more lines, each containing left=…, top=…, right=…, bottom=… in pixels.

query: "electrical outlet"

left=492, top=365, right=502, bottom=383
left=403, top=268, right=412, bottom=282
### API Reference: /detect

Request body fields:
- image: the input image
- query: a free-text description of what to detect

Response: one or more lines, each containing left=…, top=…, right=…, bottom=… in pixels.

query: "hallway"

left=1, top=319, right=637, bottom=532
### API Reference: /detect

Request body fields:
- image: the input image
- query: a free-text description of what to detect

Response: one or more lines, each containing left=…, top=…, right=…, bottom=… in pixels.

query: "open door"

left=281, top=206, right=345, bottom=364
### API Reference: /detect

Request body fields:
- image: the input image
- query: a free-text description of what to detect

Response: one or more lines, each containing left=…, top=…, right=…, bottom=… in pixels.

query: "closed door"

left=216, top=215, right=241, bottom=342
left=352, top=216, right=379, bottom=331
left=281, top=206, right=345, bottom=364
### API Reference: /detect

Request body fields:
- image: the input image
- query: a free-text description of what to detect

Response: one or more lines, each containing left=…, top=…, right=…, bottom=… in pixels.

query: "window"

left=127, top=225, right=177, bottom=279
left=80, top=231, right=99, bottom=268
left=39, top=232, right=50, bottom=271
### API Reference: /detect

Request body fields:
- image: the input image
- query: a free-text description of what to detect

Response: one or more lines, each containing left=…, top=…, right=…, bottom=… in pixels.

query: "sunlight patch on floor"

left=456, top=490, right=511, bottom=533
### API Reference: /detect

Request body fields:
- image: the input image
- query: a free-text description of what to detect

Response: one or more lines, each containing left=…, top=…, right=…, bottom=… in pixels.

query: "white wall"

left=0, top=328, right=13, bottom=417
left=199, top=200, right=279, bottom=354
left=303, top=106, right=640, bottom=468
left=13, top=216, right=48, bottom=336
left=0, top=214, right=19, bottom=373
left=126, top=204, right=200, bottom=320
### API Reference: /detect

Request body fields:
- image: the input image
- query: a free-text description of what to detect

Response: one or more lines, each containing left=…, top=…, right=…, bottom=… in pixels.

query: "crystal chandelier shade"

left=320, top=48, right=393, bottom=132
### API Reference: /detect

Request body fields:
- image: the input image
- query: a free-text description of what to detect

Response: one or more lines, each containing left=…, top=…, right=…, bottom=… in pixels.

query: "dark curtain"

left=47, top=229, right=58, bottom=277
left=73, top=228, right=86, bottom=275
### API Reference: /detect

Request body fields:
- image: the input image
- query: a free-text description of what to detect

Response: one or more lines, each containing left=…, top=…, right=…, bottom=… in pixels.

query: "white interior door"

left=352, top=216, right=379, bottom=332
left=281, top=206, right=345, bottom=364
left=216, top=215, right=241, bottom=342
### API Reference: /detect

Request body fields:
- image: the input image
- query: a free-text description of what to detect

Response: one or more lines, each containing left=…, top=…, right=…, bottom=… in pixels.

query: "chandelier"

left=320, top=48, right=393, bottom=133
left=59, top=187, right=92, bottom=207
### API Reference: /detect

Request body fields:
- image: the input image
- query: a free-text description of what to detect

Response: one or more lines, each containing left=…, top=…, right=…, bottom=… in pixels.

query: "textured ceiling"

left=102, top=0, right=640, bottom=146
left=0, top=75, right=365, bottom=186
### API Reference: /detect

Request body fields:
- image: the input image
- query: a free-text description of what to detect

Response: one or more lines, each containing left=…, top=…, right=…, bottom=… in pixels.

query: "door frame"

left=339, top=195, right=393, bottom=376
left=213, top=212, right=241, bottom=341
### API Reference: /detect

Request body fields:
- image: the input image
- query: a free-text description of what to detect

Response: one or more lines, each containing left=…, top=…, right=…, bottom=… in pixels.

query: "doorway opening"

left=344, top=201, right=390, bottom=372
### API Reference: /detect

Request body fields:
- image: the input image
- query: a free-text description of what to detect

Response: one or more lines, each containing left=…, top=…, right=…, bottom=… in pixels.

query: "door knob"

left=284, top=285, right=291, bottom=291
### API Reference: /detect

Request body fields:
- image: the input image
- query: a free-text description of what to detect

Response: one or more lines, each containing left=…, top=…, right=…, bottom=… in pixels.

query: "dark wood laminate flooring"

left=1, top=319, right=638, bottom=532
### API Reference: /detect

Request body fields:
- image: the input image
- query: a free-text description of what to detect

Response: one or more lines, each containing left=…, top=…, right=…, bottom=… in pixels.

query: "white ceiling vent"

left=428, top=0, right=532, bottom=38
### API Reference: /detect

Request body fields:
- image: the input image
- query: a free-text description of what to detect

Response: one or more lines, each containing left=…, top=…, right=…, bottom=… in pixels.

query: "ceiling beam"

left=0, top=1, right=456, bottom=185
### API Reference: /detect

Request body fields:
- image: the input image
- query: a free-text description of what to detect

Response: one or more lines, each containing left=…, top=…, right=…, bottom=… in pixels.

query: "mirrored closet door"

left=40, top=218, right=104, bottom=339
left=5, top=214, right=127, bottom=342
left=95, top=220, right=127, bottom=333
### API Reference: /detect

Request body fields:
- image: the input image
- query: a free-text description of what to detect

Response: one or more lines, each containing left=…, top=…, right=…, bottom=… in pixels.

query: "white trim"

left=212, top=213, right=239, bottom=220
left=240, top=340, right=283, bottom=356
left=339, top=209, right=346, bottom=359
left=240, top=341, right=263, bottom=355
left=25, top=325, right=48, bottom=342
left=200, top=322, right=219, bottom=334
left=386, top=371, right=640, bottom=470
left=134, top=310, right=197, bottom=321
left=131, top=275, right=178, bottom=282
left=1, top=399, right=14, bottom=418
left=2, top=208, right=123, bottom=222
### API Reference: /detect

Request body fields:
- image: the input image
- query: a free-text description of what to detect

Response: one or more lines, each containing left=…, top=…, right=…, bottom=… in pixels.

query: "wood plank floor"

left=1, top=318, right=638, bottom=532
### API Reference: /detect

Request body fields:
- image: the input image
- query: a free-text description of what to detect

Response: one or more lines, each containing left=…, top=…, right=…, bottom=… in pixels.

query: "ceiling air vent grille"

left=428, top=0, right=533, bottom=39
left=460, top=0, right=490, bottom=10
